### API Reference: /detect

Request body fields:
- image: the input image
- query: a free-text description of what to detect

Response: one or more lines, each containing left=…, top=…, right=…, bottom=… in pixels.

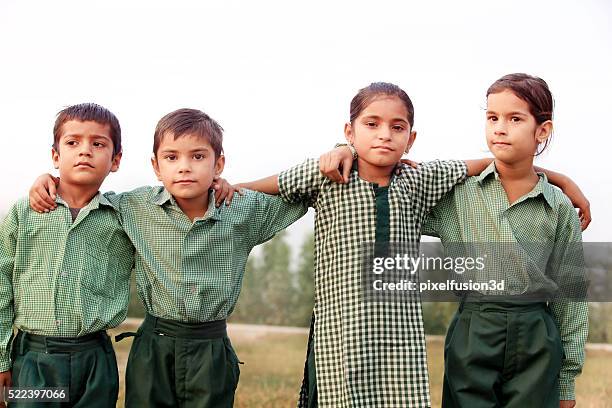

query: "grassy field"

left=109, top=322, right=612, bottom=408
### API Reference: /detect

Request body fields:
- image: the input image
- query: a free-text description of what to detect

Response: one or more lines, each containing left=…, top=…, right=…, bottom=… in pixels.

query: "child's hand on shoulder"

left=320, top=146, right=355, bottom=184
left=29, top=173, right=59, bottom=213
left=212, top=176, right=244, bottom=207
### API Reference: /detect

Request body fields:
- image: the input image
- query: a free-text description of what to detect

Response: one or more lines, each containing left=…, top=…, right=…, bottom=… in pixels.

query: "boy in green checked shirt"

left=30, top=108, right=308, bottom=408
left=0, top=103, right=135, bottom=408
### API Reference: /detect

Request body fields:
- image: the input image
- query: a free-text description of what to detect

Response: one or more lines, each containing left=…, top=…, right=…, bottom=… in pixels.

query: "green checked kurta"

left=0, top=194, right=135, bottom=371
left=279, top=158, right=467, bottom=408
left=422, top=162, right=588, bottom=400
left=106, top=187, right=307, bottom=322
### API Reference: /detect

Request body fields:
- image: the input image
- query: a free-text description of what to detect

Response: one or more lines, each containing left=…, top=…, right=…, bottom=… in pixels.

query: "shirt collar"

left=55, top=191, right=110, bottom=210
left=150, top=187, right=220, bottom=221
left=476, top=161, right=555, bottom=208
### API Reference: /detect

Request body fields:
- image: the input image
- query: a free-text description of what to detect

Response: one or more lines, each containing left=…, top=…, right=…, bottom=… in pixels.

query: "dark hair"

left=487, top=73, right=554, bottom=155
left=153, top=108, right=224, bottom=158
left=349, top=82, right=415, bottom=128
left=53, top=103, right=121, bottom=156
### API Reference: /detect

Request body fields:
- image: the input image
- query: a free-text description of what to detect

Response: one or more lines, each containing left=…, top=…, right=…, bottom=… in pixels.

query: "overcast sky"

left=1, top=0, right=610, bottom=245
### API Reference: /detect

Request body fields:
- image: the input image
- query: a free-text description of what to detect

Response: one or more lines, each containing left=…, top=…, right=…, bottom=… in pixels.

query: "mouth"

left=174, top=180, right=197, bottom=185
left=74, top=162, right=94, bottom=168
left=372, top=146, right=395, bottom=152
left=492, top=142, right=511, bottom=147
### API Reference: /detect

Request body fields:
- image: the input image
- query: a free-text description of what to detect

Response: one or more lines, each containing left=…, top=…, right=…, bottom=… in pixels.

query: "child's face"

left=152, top=133, right=224, bottom=208
left=486, top=90, right=552, bottom=164
left=344, top=96, right=416, bottom=168
left=52, top=120, right=121, bottom=189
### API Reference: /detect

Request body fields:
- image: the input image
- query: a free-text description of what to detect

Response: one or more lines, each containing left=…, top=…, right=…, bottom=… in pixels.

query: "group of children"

left=0, top=73, right=588, bottom=408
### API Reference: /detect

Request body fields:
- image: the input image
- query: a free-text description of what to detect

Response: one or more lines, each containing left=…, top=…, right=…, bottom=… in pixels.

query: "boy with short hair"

left=30, top=108, right=308, bottom=407
left=0, top=103, right=135, bottom=408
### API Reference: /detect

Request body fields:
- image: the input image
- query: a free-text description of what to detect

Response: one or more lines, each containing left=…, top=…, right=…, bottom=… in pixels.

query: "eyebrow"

left=486, top=110, right=528, bottom=116
left=362, top=115, right=409, bottom=124
left=159, top=147, right=211, bottom=153
left=62, top=133, right=111, bottom=139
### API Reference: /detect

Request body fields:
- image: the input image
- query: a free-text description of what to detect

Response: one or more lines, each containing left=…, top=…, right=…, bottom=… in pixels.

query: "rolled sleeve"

left=278, top=159, right=324, bottom=207
left=416, top=160, right=467, bottom=214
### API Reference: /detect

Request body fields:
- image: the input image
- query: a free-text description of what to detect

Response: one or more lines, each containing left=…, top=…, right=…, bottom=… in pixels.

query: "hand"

left=211, top=176, right=244, bottom=207
left=0, top=370, right=12, bottom=408
left=29, top=174, right=59, bottom=213
left=398, top=158, right=419, bottom=173
left=319, top=146, right=354, bottom=184
left=560, top=179, right=591, bottom=231
left=560, top=400, right=576, bottom=408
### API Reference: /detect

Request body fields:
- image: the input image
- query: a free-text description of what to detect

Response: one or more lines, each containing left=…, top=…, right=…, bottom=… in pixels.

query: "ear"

left=535, top=120, right=553, bottom=144
left=51, top=147, right=60, bottom=169
left=110, top=152, right=122, bottom=173
left=344, top=122, right=355, bottom=145
left=405, top=130, right=417, bottom=153
left=151, top=155, right=162, bottom=181
left=214, top=154, right=225, bottom=176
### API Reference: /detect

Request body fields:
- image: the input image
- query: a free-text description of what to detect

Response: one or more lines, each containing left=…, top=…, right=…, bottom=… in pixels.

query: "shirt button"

left=55, top=320, right=61, bottom=326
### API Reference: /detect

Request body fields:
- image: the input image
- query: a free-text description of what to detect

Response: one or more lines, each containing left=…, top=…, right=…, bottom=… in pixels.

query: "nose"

left=493, top=120, right=507, bottom=135
left=78, top=143, right=93, bottom=157
left=378, top=127, right=392, bottom=141
left=177, top=157, right=192, bottom=173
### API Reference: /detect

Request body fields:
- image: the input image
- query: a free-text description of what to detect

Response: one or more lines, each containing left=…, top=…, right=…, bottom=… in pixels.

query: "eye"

left=193, top=153, right=205, bottom=160
left=392, top=125, right=405, bottom=132
left=165, top=155, right=177, bottom=161
left=511, top=116, right=521, bottom=122
left=93, top=141, right=105, bottom=147
left=365, top=121, right=377, bottom=127
left=66, top=140, right=77, bottom=146
left=487, top=115, right=498, bottom=122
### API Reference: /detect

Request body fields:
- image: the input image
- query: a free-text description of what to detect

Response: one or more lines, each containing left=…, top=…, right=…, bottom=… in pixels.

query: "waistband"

left=117, top=314, right=227, bottom=341
left=14, top=330, right=112, bottom=354
left=459, top=300, right=548, bottom=313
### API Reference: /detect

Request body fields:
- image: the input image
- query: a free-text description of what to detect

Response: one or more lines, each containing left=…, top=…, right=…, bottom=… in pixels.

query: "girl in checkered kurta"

left=243, top=83, right=482, bottom=407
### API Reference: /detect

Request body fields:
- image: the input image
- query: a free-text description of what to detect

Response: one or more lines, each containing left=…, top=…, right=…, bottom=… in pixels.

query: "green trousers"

left=10, top=330, right=118, bottom=408
left=442, top=301, right=563, bottom=408
left=124, top=314, right=240, bottom=408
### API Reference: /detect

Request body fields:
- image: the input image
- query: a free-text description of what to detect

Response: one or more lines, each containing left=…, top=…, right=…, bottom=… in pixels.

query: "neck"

left=356, top=158, right=393, bottom=187
left=57, top=181, right=99, bottom=208
left=494, top=158, right=538, bottom=182
left=174, top=192, right=210, bottom=221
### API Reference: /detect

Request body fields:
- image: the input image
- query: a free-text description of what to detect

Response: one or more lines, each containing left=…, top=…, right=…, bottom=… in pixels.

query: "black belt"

left=116, top=313, right=227, bottom=342
left=14, top=330, right=111, bottom=354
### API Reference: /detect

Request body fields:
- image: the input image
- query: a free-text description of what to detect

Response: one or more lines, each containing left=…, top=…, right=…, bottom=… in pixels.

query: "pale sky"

left=1, top=0, right=610, bottom=245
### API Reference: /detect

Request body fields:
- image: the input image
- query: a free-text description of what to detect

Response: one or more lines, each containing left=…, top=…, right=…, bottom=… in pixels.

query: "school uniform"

left=108, top=187, right=307, bottom=408
left=0, top=194, right=135, bottom=407
left=279, top=158, right=467, bottom=407
left=422, top=162, right=588, bottom=407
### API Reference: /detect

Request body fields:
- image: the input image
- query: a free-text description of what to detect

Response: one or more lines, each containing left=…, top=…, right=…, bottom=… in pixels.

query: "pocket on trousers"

left=223, top=338, right=241, bottom=389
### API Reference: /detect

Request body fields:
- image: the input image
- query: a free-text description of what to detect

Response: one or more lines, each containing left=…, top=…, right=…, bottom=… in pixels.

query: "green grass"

left=110, top=328, right=611, bottom=407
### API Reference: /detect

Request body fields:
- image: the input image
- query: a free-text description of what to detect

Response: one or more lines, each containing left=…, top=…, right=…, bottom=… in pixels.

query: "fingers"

left=48, top=178, right=57, bottom=200
left=342, top=157, right=351, bottom=183
left=579, top=207, right=591, bottom=231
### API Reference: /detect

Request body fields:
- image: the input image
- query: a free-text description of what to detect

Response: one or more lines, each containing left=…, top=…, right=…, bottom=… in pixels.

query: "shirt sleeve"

left=421, top=190, right=455, bottom=238
left=547, top=198, right=588, bottom=401
left=0, top=206, right=18, bottom=372
left=278, top=159, right=325, bottom=207
left=414, top=160, right=467, bottom=215
left=250, top=192, right=309, bottom=245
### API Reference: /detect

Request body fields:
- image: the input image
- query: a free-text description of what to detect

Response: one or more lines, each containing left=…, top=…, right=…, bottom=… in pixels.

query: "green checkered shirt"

left=106, top=186, right=307, bottom=322
left=0, top=194, right=135, bottom=371
left=280, top=158, right=467, bottom=408
left=422, top=161, right=588, bottom=400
